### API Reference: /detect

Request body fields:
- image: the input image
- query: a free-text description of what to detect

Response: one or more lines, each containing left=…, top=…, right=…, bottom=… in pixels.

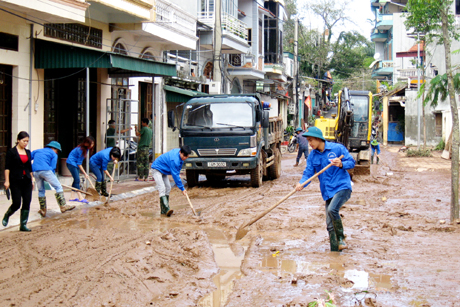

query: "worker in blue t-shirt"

left=295, top=127, right=355, bottom=252
left=89, top=147, right=121, bottom=197
left=293, top=127, right=309, bottom=167
left=371, top=139, right=381, bottom=164
left=150, top=145, right=191, bottom=217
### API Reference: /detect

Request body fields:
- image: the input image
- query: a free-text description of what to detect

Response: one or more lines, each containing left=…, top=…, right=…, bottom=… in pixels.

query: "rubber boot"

left=333, top=219, right=348, bottom=251
left=159, top=197, right=166, bottom=215
left=160, top=196, right=173, bottom=217
left=371, top=154, right=374, bottom=164
left=55, top=192, right=75, bottom=213
left=328, top=230, right=339, bottom=252
left=38, top=196, right=47, bottom=217
left=95, top=182, right=102, bottom=194
left=2, top=206, right=15, bottom=227
left=19, top=210, right=31, bottom=232
left=100, top=181, right=109, bottom=197
left=377, top=157, right=380, bottom=165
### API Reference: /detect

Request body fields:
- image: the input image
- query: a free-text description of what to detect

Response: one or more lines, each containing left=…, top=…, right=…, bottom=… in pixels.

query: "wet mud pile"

left=1, top=147, right=459, bottom=306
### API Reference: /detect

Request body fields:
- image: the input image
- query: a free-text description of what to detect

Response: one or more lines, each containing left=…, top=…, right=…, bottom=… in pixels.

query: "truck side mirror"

left=261, top=110, right=269, bottom=128
left=256, top=110, right=262, bottom=122
left=167, top=110, right=175, bottom=129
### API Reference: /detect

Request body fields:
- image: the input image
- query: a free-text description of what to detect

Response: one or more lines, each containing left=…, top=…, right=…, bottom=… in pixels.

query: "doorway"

left=0, top=65, right=12, bottom=186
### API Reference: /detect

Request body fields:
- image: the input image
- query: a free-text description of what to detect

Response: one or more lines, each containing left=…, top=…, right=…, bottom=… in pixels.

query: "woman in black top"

left=2, top=131, right=34, bottom=231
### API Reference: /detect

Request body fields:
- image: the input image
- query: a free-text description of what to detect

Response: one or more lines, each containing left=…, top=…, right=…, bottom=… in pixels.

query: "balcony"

left=397, top=68, right=417, bottom=79
left=371, top=30, right=388, bottom=42
left=264, top=62, right=286, bottom=82
left=87, top=0, right=152, bottom=23
left=371, top=60, right=394, bottom=79
left=376, top=14, right=393, bottom=30
left=111, top=0, right=198, bottom=50
left=227, top=54, right=265, bottom=80
left=0, top=0, right=88, bottom=23
left=198, top=12, right=249, bottom=53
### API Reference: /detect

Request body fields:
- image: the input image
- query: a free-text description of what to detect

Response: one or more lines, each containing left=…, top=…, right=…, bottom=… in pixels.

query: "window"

left=247, top=28, right=252, bottom=46
left=0, top=32, right=18, bottom=51
left=456, top=0, right=460, bottom=14
left=113, top=43, right=128, bottom=55
left=44, top=24, right=102, bottom=49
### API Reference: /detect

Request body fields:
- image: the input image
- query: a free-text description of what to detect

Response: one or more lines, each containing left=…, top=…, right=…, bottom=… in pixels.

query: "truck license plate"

left=208, top=162, right=226, bottom=167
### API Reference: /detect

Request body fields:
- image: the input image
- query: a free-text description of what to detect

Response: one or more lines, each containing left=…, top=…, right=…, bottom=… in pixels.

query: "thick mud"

left=0, top=146, right=459, bottom=306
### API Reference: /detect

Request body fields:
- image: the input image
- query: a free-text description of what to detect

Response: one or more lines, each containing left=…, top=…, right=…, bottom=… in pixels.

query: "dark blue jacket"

left=299, top=141, right=355, bottom=201
left=151, top=148, right=185, bottom=191
left=294, top=132, right=309, bottom=149
left=31, top=147, right=58, bottom=173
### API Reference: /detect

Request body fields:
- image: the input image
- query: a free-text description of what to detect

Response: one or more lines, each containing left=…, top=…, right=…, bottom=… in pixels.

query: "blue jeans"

left=371, top=144, right=380, bottom=155
left=325, top=189, right=351, bottom=232
left=67, top=163, right=81, bottom=189
left=90, top=163, right=105, bottom=182
left=296, top=146, right=309, bottom=163
left=34, top=170, right=63, bottom=197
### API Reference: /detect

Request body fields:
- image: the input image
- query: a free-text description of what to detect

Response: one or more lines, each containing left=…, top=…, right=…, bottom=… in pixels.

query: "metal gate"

left=106, top=97, right=139, bottom=181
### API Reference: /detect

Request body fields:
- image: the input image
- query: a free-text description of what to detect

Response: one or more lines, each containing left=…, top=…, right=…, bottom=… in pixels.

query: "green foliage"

left=422, top=73, right=460, bottom=107
left=285, top=125, right=295, bottom=134
left=435, top=138, right=445, bottom=151
left=406, top=149, right=432, bottom=157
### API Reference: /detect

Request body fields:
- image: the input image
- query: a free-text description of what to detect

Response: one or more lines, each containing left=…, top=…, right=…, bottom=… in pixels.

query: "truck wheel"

left=269, top=148, right=281, bottom=179
left=186, top=170, right=199, bottom=188
left=250, top=153, right=263, bottom=187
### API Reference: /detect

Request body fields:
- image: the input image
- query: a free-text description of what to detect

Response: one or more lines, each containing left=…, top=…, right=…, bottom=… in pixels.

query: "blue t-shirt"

left=90, top=147, right=113, bottom=171
left=31, top=147, right=58, bottom=173
left=67, top=146, right=86, bottom=167
left=151, top=148, right=185, bottom=191
left=299, top=141, right=355, bottom=201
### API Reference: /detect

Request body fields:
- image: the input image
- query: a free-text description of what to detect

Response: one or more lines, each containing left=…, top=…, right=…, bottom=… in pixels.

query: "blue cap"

left=302, top=126, right=325, bottom=141
left=46, top=141, right=62, bottom=151
left=296, top=127, right=303, bottom=132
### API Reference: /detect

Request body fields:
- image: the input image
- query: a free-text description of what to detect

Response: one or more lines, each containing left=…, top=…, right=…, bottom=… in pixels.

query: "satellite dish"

left=374, top=53, right=381, bottom=61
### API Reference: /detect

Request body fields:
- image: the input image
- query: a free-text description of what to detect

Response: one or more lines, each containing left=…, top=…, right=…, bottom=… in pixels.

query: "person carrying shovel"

left=66, top=136, right=95, bottom=203
left=150, top=145, right=191, bottom=217
left=89, top=147, right=121, bottom=197
left=295, top=127, right=355, bottom=252
left=32, top=141, right=76, bottom=217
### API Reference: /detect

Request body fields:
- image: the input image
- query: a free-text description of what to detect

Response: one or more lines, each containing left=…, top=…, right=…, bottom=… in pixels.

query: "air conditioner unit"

left=209, top=81, right=221, bottom=94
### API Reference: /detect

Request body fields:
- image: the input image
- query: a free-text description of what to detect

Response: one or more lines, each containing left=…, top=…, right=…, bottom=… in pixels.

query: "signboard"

left=288, top=103, right=295, bottom=114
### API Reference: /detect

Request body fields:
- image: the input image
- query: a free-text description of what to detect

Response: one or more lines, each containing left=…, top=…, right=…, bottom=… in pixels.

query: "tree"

left=405, top=0, right=460, bottom=221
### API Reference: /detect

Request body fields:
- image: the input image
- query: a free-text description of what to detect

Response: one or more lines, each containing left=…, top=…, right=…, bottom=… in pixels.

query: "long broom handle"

left=242, top=155, right=344, bottom=229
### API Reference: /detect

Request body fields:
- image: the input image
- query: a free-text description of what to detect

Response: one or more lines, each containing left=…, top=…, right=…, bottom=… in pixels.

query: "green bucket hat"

left=302, top=126, right=325, bottom=141
left=371, top=139, right=378, bottom=146
left=46, top=141, right=62, bottom=152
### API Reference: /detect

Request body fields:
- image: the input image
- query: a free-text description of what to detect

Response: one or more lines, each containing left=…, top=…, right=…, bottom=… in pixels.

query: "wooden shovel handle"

left=61, top=184, right=92, bottom=196
left=242, top=155, right=344, bottom=229
left=185, top=193, right=198, bottom=216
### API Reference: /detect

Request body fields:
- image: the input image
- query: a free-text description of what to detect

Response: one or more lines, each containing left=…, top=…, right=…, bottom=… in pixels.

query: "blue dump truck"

left=178, top=94, right=283, bottom=188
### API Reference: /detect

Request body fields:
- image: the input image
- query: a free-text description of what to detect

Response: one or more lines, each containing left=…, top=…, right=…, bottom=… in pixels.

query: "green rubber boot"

left=328, top=230, right=339, bottom=252
left=55, top=192, right=75, bottom=213
left=38, top=196, right=47, bottom=217
left=371, top=154, right=374, bottom=164
left=100, top=181, right=109, bottom=197
left=159, top=197, right=166, bottom=215
left=160, top=196, right=173, bottom=217
left=333, top=219, right=348, bottom=251
left=2, top=206, right=15, bottom=227
left=95, top=182, right=102, bottom=194
left=19, top=210, right=31, bottom=232
left=377, top=157, right=380, bottom=165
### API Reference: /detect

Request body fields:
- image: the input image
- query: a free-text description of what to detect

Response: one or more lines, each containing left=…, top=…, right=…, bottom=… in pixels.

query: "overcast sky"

left=296, top=0, right=375, bottom=42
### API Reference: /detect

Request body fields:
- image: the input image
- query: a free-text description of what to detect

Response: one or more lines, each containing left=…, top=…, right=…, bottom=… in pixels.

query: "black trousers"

left=9, top=177, right=33, bottom=212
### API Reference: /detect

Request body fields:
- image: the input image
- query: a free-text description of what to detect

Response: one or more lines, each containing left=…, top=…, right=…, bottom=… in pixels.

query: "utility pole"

left=417, top=32, right=421, bottom=150
left=294, top=17, right=299, bottom=127
left=213, top=0, right=222, bottom=92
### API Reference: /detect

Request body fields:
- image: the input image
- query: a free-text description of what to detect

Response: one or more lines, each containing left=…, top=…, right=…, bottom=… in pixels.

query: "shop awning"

left=35, top=39, right=177, bottom=77
left=164, top=85, right=207, bottom=102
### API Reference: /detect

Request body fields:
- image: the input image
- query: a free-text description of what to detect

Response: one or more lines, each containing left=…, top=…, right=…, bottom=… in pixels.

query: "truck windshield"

left=182, top=102, right=253, bottom=128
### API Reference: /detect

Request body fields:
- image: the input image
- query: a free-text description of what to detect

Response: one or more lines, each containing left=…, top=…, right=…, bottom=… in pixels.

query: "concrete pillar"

left=383, top=96, right=389, bottom=146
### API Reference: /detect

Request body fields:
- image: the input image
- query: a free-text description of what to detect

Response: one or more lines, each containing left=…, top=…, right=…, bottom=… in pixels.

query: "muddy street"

left=0, top=146, right=458, bottom=306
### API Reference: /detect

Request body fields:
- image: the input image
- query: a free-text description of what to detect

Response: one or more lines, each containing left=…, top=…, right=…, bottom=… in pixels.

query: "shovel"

left=235, top=155, right=344, bottom=240
left=104, top=163, right=117, bottom=205
left=86, top=177, right=101, bottom=201
left=62, top=184, right=94, bottom=196
left=185, top=193, right=200, bottom=216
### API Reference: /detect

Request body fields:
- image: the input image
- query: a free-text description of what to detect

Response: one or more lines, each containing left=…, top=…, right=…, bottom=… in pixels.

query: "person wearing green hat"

left=295, top=126, right=355, bottom=252
left=370, top=138, right=380, bottom=164
left=32, top=141, right=75, bottom=217
left=293, top=127, right=309, bottom=167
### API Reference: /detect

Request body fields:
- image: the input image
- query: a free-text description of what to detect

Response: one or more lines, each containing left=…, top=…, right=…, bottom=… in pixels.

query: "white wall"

left=392, top=13, right=417, bottom=83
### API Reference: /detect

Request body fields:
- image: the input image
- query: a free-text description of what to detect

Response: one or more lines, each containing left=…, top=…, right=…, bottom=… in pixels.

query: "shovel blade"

left=235, top=226, right=249, bottom=241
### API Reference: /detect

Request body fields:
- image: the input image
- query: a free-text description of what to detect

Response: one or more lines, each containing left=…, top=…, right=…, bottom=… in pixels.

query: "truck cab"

left=179, top=94, right=283, bottom=187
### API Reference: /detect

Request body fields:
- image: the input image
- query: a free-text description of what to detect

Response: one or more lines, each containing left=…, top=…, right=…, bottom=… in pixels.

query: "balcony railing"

left=155, top=0, right=196, bottom=36
left=198, top=12, right=248, bottom=41
left=397, top=68, right=417, bottom=78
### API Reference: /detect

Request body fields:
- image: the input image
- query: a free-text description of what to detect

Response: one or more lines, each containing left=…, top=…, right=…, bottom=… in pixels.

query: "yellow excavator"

left=314, top=88, right=373, bottom=175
